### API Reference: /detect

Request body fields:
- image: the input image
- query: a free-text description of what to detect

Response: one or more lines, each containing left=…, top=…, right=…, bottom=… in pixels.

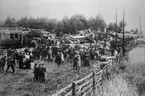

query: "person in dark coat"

left=83, top=53, right=90, bottom=67
left=18, top=52, right=24, bottom=68
left=36, top=64, right=41, bottom=81
left=41, top=48, right=47, bottom=60
left=73, top=54, right=79, bottom=70
left=110, top=47, right=114, bottom=56
left=6, top=56, right=15, bottom=73
left=69, top=50, right=74, bottom=63
left=0, top=56, right=6, bottom=72
left=80, top=52, right=85, bottom=66
left=55, top=52, right=62, bottom=67
left=13, top=51, right=19, bottom=66
left=39, top=64, right=46, bottom=83
left=33, top=63, right=38, bottom=81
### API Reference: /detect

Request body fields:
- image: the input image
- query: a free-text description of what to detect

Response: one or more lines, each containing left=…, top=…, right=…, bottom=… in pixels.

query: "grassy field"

left=0, top=60, right=95, bottom=96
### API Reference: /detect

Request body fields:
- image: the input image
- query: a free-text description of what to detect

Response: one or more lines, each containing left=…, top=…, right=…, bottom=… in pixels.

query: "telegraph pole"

left=122, top=9, right=125, bottom=56
left=115, top=9, right=118, bottom=48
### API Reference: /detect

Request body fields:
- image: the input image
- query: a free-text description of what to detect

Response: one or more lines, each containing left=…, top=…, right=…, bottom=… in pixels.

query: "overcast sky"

left=0, top=0, right=145, bottom=35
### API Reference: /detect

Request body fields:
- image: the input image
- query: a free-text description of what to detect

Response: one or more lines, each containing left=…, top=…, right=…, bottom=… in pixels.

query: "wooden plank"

left=52, top=84, right=72, bottom=96
left=75, top=73, right=93, bottom=84
left=77, top=79, right=93, bottom=92
left=96, top=77, right=102, bottom=83
left=65, top=91, right=72, bottom=96
left=96, top=70, right=103, bottom=75
left=77, top=84, right=93, bottom=96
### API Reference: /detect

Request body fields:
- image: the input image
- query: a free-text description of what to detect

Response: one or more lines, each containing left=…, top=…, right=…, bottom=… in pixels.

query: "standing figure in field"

left=83, top=53, right=90, bottom=67
left=73, top=54, right=79, bottom=70
left=6, top=56, right=15, bottom=73
left=76, top=52, right=81, bottom=67
left=40, top=64, right=46, bottom=83
left=0, top=56, right=6, bottom=72
left=33, top=63, right=38, bottom=81
left=18, top=52, right=24, bottom=69
left=55, top=52, right=62, bottom=67
left=41, top=47, right=47, bottom=60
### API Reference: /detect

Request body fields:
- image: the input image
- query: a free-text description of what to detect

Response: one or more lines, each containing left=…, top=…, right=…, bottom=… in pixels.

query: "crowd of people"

left=31, top=37, right=121, bottom=69
left=0, top=48, right=33, bottom=73
left=0, top=34, right=122, bottom=83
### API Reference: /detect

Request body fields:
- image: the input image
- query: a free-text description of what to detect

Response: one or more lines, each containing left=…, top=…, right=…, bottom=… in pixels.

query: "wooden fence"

left=52, top=57, right=117, bottom=96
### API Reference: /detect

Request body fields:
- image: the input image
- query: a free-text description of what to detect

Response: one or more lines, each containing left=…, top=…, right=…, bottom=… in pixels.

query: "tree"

left=2, top=14, right=107, bottom=35
left=17, top=17, right=28, bottom=28
left=55, top=21, right=64, bottom=35
left=4, top=16, right=16, bottom=27
left=107, top=20, right=126, bottom=33
left=0, top=20, right=4, bottom=27
left=118, top=20, right=126, bottom=33
left=107, top=23, right=117, bottom=32
left=89, top=15, right=106, bottom=31
left=44, top=18, right=58, bottom=32
left=68, top=14, right=88, bottom=34
left=61, top=16, right=71, bottom=34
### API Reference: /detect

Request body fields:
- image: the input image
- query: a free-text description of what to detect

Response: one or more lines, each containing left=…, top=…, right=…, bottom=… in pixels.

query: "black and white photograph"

left=0, top=0, right=145, bottom=96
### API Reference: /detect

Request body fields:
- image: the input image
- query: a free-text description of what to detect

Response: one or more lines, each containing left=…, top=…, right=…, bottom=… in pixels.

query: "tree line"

left=0, top=14, right=106, bottom=35
left=0, top=14, right=139, bottom=35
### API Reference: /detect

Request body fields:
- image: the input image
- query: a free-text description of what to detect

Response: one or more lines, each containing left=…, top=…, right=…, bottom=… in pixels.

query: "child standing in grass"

left=33, top=63, right=38, bottom=81
left=40, top=64, right=46, bottom=83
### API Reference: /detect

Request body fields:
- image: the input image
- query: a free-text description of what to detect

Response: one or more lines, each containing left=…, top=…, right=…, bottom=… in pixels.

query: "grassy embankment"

left=97, top=44, right=145, bottom=96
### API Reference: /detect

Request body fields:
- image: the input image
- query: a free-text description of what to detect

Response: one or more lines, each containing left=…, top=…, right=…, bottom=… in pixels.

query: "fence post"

left=93, top=72, right=96, bottom=95
left=72, top=81, right=76, bottom=96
